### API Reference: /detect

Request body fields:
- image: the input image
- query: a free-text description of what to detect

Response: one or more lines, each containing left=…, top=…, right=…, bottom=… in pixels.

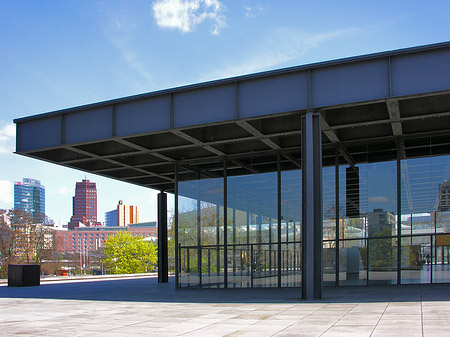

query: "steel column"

left=224, top=159, right=228, bottom=288
left=301, top=111, right=323, bottom=300
left=277, top=153, right=282, bottom=288
left=174, top=164, right=179, bottom=287
left=397, top=140, right=402, bottom=285
left=158, top=192, right=168, bottom=283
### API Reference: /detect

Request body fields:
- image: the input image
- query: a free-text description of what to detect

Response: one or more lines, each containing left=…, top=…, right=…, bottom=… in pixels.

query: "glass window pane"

left=178, top=175, right=224, bottom=288
left=368, top=237, right=397, bottom=285
left=401, top=153, right=450, bottom=284
left=227, top=169, right=277, bottom=288
left=339, top=239, right=368, bottom=286
left=401, top=236, right=431, bottom=284
left=281, top=169, right=301, bottom=287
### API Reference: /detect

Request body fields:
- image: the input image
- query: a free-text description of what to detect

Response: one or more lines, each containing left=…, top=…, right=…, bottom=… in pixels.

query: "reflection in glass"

left=178, top=177, right=224, bottom=288
left=176, top=146, right=450, bottom=288
left=339, top=240, right=367, bottom=286
left=401, top=154, right=450, bottom=284
left=281, top=169, right=301, bottom=287
left=227, top=171, right=278, bottom=288
left=401, top=236, right=431, bottom=284
left=368, top=237, right=397, bottom=285
left=323, top=166, right=336, bottom=285
left=338, top=159, right=397, bottom=286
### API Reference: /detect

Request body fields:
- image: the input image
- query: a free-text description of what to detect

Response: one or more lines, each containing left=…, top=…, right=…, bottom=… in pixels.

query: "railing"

left=177, top=241, right=302, bottom=288
left=177, top=232, right=450, bottom=288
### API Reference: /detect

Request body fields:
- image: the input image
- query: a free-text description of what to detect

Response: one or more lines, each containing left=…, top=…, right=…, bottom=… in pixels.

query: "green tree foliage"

left=167, top=210, right=175, bottom=272
left=103, top=232, right=157, bottom=274
left=369, top=227, right=395, bottom=269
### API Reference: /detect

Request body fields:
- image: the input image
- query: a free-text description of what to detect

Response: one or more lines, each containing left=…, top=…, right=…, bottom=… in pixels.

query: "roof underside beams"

left=14, top=44, right=450, bottom=193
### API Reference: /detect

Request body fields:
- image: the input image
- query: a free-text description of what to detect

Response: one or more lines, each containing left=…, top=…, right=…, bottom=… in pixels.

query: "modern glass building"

left=13, top=42, right=450, bottom=299
left=14, top=178, right=45, bottom=223
left=105, top=209, right=118, bottom=227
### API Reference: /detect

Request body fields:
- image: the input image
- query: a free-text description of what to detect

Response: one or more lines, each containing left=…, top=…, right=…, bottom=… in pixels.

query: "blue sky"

left=0, top=0, right=449, bottom=226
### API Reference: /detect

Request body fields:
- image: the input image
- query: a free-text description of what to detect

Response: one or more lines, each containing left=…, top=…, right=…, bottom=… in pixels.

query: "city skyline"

left=7, top=174, right=160, bottom=226
left=1, top=1, right=449, bottom=226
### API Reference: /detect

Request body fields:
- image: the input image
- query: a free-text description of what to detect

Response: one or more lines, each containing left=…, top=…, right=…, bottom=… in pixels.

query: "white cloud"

left=119, top=47, right=155, bottom=89
left=0, top=123, right=16, bottom=154
left=243, top=4, right=264, bottom=18
left=102, top=14, right=155, bottom=92
left=368, top=196, right=390, bottom=203
left=57, top=186, right=70, bottom=196
left=152, top=0, right=226, bottom=35
left=202, top=26, right=361, bottom=80
left=0, top=180, right=13, bottom=204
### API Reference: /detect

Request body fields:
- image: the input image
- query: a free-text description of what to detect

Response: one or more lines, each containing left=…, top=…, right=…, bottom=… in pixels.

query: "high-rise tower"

left=14, top=178, right=45, bottom=223
left=68, top=179, right=97, bottom=229
left=439, top=180, right=450, bottom=212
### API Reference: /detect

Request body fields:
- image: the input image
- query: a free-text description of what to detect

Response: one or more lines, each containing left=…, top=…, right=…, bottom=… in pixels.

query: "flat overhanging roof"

left=14, top=42, right=450, bottom=196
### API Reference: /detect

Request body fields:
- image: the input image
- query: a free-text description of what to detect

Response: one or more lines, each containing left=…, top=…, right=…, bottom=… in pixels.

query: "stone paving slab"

left=0, top=276, right=449, bottom=336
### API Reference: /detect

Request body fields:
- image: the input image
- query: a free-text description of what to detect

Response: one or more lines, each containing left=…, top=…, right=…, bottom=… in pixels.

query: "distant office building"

left=117, top=200, right=139, bottom=226
left=439, top=180, right=450, bottom=212
left=105, top=209, right=118, bottom=227
left=14, top=178, right=45, bottom=223
left=105, top=201, right=139, bottom=227
left=54, top=222, right=157, bottom=253
left=68, top=179, right=98, bottom=229
left=367, top=209, right=396, bottom=236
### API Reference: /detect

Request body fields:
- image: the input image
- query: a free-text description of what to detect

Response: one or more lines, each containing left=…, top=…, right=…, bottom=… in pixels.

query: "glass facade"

left=14, top=178, right=45, bottom=223
left=400, top=153, right=450, bottom=284
left=176, top=148, right=450, bottom=288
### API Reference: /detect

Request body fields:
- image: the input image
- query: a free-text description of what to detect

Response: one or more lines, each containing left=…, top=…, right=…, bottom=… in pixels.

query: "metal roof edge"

left=14, top=40, right=450, bottom=124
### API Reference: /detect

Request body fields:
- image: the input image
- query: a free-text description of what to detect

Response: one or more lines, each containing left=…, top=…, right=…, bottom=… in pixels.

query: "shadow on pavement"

left=0, top=276, right=449, bottom=304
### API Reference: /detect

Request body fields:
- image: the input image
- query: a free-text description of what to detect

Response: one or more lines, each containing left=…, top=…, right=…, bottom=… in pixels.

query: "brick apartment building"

left=54, top=222, right=157, bottom=254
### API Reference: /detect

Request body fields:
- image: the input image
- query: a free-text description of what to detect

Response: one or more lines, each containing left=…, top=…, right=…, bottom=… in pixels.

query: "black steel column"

left=233, top=208, right=236, bottom=274
left=277, top=153, right=282, bottom=288
left=301, top=111, right=323, bottom=300
left=269, top=216, right=272, bottom=271
left=174, top=164, right=179, bottom=287
left=224, top=159, right=228, bottom=288
left=158, top=192, right=168, bottom=283
left=335, top=146, right=340, bottom=286
left=397, top=140, right=402, bottom=285
left=216, top=203, right=220, bottom=280
left=197, top=183, right=202, bottom=287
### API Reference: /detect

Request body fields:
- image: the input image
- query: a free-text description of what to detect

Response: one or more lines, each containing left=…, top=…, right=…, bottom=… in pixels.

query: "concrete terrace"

left=0, top=276, right=449, bottom=336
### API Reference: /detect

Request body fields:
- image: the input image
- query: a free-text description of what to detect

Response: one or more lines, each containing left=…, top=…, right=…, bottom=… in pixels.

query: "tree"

left=167, top=210, right=175, bottom=272
left=0, top=209, right=56, bottom=278
left=103, top=232, right=157, bottom=274
left=369, top=227, right=395, bottom=269
left=0, top=209, right=14, bottom=278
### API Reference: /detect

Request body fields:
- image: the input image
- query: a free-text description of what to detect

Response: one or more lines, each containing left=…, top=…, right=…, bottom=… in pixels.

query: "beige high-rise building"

left=117, top=200, right=139, bottom=227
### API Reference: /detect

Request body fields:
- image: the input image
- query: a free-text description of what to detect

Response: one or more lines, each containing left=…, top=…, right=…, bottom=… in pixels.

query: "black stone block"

left=8, top=264, right=40, bottom=287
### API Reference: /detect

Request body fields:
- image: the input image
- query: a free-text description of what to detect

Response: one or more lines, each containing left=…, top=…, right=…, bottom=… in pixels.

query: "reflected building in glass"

left=439, top=180, right=450, bottom=212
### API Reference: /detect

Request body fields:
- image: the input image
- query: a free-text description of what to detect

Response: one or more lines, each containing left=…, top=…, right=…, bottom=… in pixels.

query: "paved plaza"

left=1, top=276, right=449, bottom=336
